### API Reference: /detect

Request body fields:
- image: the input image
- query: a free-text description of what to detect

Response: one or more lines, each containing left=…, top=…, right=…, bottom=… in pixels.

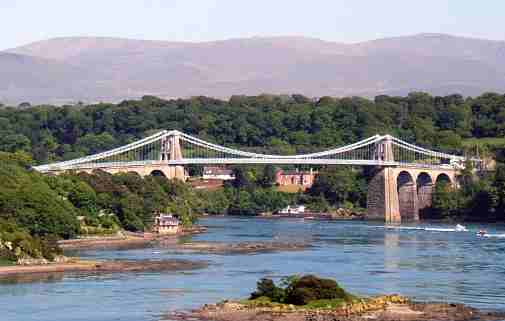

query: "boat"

left=455, top=224, right=468, bottom=232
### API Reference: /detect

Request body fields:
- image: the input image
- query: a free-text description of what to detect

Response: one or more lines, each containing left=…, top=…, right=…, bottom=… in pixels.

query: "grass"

left=303, top=298, right=348, bottom=309
left=462, top=137, right=505, bottom=148
left=276, top=185, right=305, bottom=193
left=239, top=295, right=359, bottom=311
left=0, top=258, right=15, bottom=266
left=239, top=296, right=283, bottom=308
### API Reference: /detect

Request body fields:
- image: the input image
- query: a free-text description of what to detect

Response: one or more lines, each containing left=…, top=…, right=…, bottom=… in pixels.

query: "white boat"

left=455, top=224, right=468, bottom=232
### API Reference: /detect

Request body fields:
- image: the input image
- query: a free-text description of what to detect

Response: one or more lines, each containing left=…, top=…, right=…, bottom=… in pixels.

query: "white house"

left=202, top=167, right=235, bottom=180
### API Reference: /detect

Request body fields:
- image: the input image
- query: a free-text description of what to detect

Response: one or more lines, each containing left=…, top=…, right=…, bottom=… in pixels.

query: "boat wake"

left=377, top=224, right=468, bottom=233
left=479, top=233, right=505, bottom=239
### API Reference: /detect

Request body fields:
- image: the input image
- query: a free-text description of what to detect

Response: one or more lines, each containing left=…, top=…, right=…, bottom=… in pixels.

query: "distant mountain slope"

left=2, top=34, right=505, bottom=105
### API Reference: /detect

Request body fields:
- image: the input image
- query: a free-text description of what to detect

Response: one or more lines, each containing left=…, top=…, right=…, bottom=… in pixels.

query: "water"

left=2, top=217, right=505, bottom=321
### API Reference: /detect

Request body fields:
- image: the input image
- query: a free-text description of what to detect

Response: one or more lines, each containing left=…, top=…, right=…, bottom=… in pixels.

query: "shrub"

left=250, top=278, right=286, bottom=302
left=285, top=275, right=354, bottom=305
left=250, top=275, right=355, bottom=306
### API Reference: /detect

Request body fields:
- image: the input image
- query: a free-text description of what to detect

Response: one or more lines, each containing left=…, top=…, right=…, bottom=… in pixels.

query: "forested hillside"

left=1, top=92, right=505, bottom=230
left=0, top=152, right=202, bottom=263
left=1, top=92, right=505, bottom=164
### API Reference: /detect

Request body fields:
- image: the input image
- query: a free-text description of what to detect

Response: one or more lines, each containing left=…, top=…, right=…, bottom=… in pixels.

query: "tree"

left=0, top=134, right=31, bottom=153
left=68, top=181, right=98, bottom=215
left=260, top=165, right=277, bottom=188
left=308, top=168, right=365, bottom=208
left=431, top=182, right=461, bottom=219
left=494, top=164, right=505, bottom=220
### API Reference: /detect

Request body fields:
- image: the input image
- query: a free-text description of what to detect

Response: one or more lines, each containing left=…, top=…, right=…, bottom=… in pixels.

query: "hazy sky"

left=1, top=0, right=505, bottom=50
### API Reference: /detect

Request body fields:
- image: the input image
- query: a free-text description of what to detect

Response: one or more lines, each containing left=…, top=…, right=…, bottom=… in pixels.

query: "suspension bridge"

left=33, top=130, right=476, bottom=223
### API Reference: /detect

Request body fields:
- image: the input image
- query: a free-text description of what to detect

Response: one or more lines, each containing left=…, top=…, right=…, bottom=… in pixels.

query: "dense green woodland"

left=2, top=92, right=505, bottom=263
left=0, top=152, right=203, bottom=263
left=1, top=92, right=505, bottom=163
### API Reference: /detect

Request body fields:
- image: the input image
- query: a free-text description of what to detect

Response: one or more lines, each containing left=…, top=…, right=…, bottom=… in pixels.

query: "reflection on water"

left=1, top=217, right=505, bottom=321
left=0, top=272, right=65, bottom=285
left=383, top=232, right=400, bottom=270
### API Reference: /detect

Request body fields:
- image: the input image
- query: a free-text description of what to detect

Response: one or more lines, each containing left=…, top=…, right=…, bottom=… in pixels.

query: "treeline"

left=198, top=165, right=367, bottom=216
left=1, top=92, right=505, bottom=164
left=430, top=163, right=505, bottom=222
left=2, top=92, right=505, bottom=223
left=0, top=152, right=200, bottom=263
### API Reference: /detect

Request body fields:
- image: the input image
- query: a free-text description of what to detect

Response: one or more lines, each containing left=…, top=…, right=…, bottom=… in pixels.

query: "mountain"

left=2, top=34, right=505, bottom=105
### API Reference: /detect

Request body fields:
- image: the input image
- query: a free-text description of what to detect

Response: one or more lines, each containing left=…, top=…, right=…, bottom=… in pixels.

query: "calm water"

left=2, top=217, right=505, bottom=321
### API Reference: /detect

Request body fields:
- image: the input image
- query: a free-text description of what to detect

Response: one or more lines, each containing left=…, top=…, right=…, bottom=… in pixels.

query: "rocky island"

left=167, top=275, right=505, bottom=321
left=171, top=241, right=311, bottom=254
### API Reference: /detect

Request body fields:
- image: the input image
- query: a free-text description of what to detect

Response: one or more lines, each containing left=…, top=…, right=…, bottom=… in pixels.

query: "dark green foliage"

left=250, top=278, right=286, bottom=302
left=0, top=219, right=62, bottom=262
left=249, top=275, right=354, bottom=306
left=494, top=164, right=505, bottom=220
left=285, top=275, right=354, bottom=305
left=2, top=93, right=502, bottom=165
left=0, top=154, right=80, bottom=239
left=1, top=93, right=505, bottom=221
left=429, top=166, right=505, bottom=222
left=308, top=167, right=367, bottom=209
left=431, top=182, right=462, bottom=219
left=76, top=171, right=200, bottom=230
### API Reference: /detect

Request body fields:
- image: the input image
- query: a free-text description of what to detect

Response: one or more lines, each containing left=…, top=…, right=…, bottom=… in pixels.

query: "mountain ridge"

left=1, top=34, right=504, bottom=105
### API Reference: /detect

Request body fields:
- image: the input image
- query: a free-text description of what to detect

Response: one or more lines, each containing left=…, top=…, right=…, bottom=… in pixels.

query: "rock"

left=53, top=255, right=70, bottom=263
left=17, top=257, right=49, bottom=265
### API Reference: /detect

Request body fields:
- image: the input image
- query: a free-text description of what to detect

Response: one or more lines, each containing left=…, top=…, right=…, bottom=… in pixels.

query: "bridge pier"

left=366, top=167, right=457, bottom=223
left=366, top=167, right=401, bottom=223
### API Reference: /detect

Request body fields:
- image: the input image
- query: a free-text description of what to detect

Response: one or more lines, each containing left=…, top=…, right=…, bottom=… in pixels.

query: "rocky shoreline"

left=166, top=296, right=505, bottom=321
left=0, top=258, right=208, bottom=278
left=172, top=241, right=311, bottom=254
left=58, top=225, right=208, bottom=250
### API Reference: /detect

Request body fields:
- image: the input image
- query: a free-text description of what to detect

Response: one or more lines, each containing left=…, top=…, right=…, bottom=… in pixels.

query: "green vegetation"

left=0, top=152, right=201, bottom=263
left=198, top=165, right=366, bottom=216
left=1, top=91, right=505, bottom=229
left=0, top=219, right=62, bottom=264
left=430, top=163, right=505, bottom=221
left=250, top=275, right=356, bottom=306
left=2, top=92, right=504, bottom=164
left=0, top=152, right=80, bottom=239
left=198, top=166, right=295, bottom=216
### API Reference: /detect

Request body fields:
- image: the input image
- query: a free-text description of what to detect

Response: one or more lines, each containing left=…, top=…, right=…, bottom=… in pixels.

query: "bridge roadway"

left=38, top=159, right=457, bottom=170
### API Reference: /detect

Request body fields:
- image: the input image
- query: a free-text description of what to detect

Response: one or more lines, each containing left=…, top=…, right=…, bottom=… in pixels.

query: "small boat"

left=455, top=224, right=468, bottom=232
left=477, top=230, right=487, bottom=237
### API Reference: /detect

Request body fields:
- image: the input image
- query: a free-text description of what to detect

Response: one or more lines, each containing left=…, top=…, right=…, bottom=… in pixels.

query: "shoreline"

left=0, top=258, right=208, bottom=278
left=167, top=297, right=505, bottom=321
left=58, top=225, right=208, bottom=250
left=0, top=225, right=209, bottom=278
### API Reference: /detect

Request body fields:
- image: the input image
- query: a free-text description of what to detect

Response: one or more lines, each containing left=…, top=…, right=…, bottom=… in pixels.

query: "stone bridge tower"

left=366, top=136, right=457, bottom=223
left=158, top=133, right=186, bottom=180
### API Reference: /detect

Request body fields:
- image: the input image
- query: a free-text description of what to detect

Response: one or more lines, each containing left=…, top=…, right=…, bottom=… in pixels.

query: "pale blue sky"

left=1, top=0, right=504, bottom=50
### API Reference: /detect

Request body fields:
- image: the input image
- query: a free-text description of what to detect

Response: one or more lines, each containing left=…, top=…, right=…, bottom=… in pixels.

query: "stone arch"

left=397, top=171, right=418, bottom=221
left=416, top=172, right=434, bottom=216
left=150, top=170, right=167, bottom=177
left=435, top=173, right=452, bottom=186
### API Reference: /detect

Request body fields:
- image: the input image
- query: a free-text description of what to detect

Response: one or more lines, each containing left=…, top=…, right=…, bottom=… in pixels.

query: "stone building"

left=275, top=169, right=317, bottom=188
